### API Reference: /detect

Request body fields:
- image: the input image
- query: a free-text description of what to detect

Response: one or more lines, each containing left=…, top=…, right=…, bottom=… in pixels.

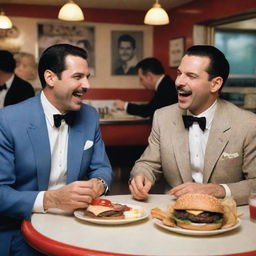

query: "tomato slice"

left=91, top=198, right=113, bottom=207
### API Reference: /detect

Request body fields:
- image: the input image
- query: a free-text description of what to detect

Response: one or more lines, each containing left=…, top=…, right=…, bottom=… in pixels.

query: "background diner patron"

left=114, top=57, right=178, bottom=118
left=0, top=50, right=35, bottom=108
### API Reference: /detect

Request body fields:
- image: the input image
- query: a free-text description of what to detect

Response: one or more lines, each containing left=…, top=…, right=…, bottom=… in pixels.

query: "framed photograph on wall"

left=111, top=31, right=143, bottom=76
left=37, top=23, right=95, bottom=75
left=169, top=37, right=185, bottom=68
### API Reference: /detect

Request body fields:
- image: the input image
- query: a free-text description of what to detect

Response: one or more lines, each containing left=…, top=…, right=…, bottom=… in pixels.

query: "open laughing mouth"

left=176, top=86, right=192, bottom=97
left=72, top=89, right=87, bottom=99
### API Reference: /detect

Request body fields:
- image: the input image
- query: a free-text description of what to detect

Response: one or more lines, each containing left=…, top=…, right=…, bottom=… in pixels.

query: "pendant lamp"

left=58, top=0, right=84, bottom=21
left=144, top=0, right=169, bottom=25
left=0, top=10, right=13, bottom=29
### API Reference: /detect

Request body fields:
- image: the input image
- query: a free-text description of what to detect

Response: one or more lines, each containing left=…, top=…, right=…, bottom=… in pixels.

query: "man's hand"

left=129, top=175, right=152, bottom=200
left=168, top=182, right=226, bottom=198
left=91, top=178, right=105, bottom=197
left=114, top=100, right=126, bottom=110
left=43, top=180, right=100, bottom=211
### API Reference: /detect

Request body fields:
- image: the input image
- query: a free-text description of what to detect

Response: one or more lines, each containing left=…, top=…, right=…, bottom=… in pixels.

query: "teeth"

left=73, top=92, right=83, bottom=97
left=178, top=91, right=192, bottom=97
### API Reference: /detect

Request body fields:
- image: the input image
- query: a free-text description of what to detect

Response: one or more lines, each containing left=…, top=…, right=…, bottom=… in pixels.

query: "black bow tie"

left=182, top=115, right=206, bottom=131
left=53, top=112, right=75, bottom=128
left=0, top=84, right=7, bottom=91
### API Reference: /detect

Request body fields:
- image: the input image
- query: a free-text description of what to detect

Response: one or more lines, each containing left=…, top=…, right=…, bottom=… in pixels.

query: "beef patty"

left=174, top=210, right=223, bottom=223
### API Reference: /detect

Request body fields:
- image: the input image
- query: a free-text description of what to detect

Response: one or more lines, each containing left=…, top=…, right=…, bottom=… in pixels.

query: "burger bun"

left=174, top=194, right=224, bottom=214
left=176, top=221, right=222, bottom=231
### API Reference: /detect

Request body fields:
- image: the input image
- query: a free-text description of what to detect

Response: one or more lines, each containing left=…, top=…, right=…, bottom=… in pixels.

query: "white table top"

left=29, top=194, right=256, bottom=256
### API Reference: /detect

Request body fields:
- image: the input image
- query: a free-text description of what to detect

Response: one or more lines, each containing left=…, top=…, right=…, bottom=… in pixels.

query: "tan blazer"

left=131, top=99, right=256, bottom=205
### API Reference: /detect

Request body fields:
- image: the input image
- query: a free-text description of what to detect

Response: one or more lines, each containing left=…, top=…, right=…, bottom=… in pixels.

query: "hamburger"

left=84, top=198, right=131, bottom=219
left=172, top=194, right=224, bottom=231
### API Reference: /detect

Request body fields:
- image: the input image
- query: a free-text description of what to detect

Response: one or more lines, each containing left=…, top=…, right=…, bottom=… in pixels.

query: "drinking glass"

left=249, top=185, right=256, bottom=222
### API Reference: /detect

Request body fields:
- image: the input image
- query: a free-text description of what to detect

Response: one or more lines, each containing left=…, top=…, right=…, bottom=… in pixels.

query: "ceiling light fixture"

left=144, top=0, right=169, bottom=25
left=58, top=0, right=84, bottom=21
left=0, top=10, right=13, bottom=29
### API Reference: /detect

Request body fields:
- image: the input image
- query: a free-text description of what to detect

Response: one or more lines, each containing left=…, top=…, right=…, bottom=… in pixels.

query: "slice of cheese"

left=87, top=205, right=113, bottom=216
left=186, top=210, right=203, bottom=215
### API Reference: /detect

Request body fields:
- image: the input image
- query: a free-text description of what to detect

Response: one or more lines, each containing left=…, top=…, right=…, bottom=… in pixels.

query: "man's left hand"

left=114, top=100, right=126, bottom=110
left=168, top=182, right=226, bottom=198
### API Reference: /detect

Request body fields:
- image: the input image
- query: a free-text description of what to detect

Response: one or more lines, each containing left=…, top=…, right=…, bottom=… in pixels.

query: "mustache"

left=176, top=85, right=190, bottom=92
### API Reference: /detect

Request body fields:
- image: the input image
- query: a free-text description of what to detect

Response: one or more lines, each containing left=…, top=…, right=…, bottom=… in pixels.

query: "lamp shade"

left=0, top=11, right=13, bottom=29
left=144, top=2, right=169, bottom=25
left=58, top=0, right=84, bottom=21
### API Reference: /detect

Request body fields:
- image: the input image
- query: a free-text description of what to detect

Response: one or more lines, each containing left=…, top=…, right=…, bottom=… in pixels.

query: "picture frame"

left=37, top=22, right=95, bottom=75
left=111, top=31, right=143, bottom=76
left=169, top=37, right=185, bottom=68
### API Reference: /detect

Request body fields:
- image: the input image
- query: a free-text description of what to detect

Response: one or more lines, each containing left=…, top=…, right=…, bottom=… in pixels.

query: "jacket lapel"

left=27, top=95, right=51, bottom=190
left=203, top=100, right=231, bottom=182
left=171, top=108, right=192, bottom=182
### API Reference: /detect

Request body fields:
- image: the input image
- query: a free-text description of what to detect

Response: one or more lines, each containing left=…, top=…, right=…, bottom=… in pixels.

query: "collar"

left=5, top=74, right=15, bottom=89
left=155, top=75, right=165, bottom=91
left=41, top=91, right=62, bottom=127
left=188, top=100, right=217, bottom=130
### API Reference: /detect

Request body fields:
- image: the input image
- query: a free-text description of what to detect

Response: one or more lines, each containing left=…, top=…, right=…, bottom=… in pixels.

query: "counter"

left=87, top=100, right=152, bottom=146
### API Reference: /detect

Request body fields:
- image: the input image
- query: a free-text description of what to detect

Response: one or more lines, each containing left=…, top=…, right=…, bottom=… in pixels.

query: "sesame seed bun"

left=174, top=194, right=224, bottom=214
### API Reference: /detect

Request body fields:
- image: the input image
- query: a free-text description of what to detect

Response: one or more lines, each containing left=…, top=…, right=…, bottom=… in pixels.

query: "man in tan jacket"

left=129, top=45, right=256, bottom=205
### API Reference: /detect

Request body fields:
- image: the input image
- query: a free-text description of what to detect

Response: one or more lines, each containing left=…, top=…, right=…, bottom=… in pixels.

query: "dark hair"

left=0, top=50, right=16, bottom=73
left=136, top=57, right=165, bottom=75
left=185, top=45, right=230, bottom=90
left=38, top=44, right=88, bottom=88
left=118, top=34, right=136, bottom=49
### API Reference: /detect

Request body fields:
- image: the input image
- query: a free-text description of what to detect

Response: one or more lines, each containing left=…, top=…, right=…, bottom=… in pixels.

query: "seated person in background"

left=14, top=52, right=38, bottom=82
left=129, top=45, right=256, bottom=206
left=14, top=52, right=41, bottom=93
left=114, top=57, right=178, bottom=118
left=0, top=44, right=113, bottom=256
left=0, top=50, right=35, bottom=107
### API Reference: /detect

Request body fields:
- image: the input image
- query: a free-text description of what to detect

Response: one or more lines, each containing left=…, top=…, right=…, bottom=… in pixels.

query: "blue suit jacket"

left=0, top=94, right=113, bottom=254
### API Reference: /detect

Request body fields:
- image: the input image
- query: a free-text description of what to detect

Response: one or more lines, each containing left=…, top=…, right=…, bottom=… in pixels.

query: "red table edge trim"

left=21, top=220, right=140, bottom=256
left=22, top=220, right=256, bottom=256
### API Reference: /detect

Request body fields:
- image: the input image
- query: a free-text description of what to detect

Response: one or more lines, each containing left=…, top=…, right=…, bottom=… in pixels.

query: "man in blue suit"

left=0, top=44, right=113, bottom=255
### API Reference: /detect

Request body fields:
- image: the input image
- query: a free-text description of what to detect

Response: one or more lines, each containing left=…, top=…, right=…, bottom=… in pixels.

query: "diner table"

left=22, top=194, right=256, bottom=256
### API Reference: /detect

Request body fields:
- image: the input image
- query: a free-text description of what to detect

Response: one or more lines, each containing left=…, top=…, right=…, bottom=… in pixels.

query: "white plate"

left=74, top=204, right=149, bottom=225
left=154, top=218, right=241, bottom=236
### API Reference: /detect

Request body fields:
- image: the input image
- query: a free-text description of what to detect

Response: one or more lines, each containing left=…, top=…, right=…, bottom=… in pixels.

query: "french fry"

left=151, top=207, right=168, bottom=220
left=221, top=197, right=240, bottom=229
left=167, top=203, right=175, bottom=215
left=151, top=205, right=177, bottom=227
left=163, top=216, right=176, bottom=227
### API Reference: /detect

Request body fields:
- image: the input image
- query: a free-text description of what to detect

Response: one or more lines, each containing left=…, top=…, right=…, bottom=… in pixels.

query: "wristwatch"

left=96, top=178, right=109, bottom=195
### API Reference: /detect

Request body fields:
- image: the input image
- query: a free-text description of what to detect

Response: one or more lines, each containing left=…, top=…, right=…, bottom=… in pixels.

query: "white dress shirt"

left=33, top=91, right=69, bottom=212
left=0, top=74, right=13, bottom=108
left=188, top=100, right=231, bottom=197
